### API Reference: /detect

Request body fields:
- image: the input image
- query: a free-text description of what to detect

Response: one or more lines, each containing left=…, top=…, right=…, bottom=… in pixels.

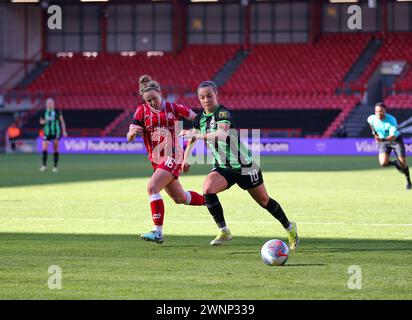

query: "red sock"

left=185, top=191, right=205, bottom=206
left=150, top=194, right=164, bottom=226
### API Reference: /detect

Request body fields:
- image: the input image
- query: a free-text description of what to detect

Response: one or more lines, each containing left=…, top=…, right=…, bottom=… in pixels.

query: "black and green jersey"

left=193, top=105, right=252, bottom=170
left=42, top=109, right=62, bottom=136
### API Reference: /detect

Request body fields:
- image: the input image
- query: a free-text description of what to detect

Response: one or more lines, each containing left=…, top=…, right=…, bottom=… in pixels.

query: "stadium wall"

left=187, top=2, right=309, bottom=45
left=388, top=1, right=412, bottom=31
left=322, top=1, right=412, bottom=33
left=47, top=4, right=173, bottom=53
left=0, top=4, right=41, bottom=89
left=42, top=0, right=412, bottom=53
left=322, top=1, right=379, bottom=33
left=46, top=2, right=311, bottom=52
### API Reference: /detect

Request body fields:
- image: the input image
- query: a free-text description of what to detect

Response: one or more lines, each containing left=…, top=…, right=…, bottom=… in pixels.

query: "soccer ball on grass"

left=261, top=239, right=289, bottom=266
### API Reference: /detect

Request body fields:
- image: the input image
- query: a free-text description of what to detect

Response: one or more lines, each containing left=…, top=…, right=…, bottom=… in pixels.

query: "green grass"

left=0, top=154, right=411, bottom=299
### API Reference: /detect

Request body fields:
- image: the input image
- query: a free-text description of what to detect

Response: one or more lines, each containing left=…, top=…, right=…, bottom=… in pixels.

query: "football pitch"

left=0, top=154, right=411, bottom=300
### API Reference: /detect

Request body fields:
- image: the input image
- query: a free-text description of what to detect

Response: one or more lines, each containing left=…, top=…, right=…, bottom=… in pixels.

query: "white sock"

left=286, top=223, right=293, bottom=231
left=154, top=225, right=163, bottom=234
left=184, top=191, right=191, bottom=205
left=219, top=226, right=229, bottom=232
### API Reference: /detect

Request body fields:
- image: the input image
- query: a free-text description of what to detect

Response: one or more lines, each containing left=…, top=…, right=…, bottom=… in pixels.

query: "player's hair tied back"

left=139, top=74, right=161, bottom=95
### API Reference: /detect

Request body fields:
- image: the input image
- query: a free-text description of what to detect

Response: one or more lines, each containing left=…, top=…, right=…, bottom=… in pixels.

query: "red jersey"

left=132, top=100, right=192, bottom=164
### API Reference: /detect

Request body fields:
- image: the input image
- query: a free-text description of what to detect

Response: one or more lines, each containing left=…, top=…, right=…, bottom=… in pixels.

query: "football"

left=261, top=239, right=289, bottom=266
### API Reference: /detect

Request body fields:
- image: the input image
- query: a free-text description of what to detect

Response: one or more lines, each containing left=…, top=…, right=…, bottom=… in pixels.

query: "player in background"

left=180, top=81, right=299, bottom=249
left=39, top=98, right=67, bottom=172
left=127, top=75, right=205, bottom=244
left=367, top=102, right=411, bottom=189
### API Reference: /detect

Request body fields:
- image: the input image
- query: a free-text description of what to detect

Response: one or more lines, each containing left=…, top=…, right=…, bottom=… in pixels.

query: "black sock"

left=54, top=152, right=59, bottom=167
left=389, top=160, right=411, bottom=183
left=404, top=166, right=411, bottom=182
left=388, top=160, right=402, bottom=171
left=265, top=198, right=290, bottom=229
left=42, top=151, right=48, bottom=166
left=204, top=194, right=226, bottom=229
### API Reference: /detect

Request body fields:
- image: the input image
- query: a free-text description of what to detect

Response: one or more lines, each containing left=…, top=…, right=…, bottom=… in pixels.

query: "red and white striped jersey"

left=132, top=100, right=192, bottom=164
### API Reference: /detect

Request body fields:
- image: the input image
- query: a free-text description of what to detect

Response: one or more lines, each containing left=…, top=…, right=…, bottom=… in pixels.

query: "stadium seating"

left=222, top=34, right=371, bottom=96
left=24, top=45, right=240, bottom=136
left=211, top=34, right=368, bottom=136
left=174, top=92, right=360, bottom=138
left=107, top=107, right=345, bottom=138
left=27, top=45, right=240, bottom=109
left=347, top=33, right=412, bottom=112
left=384, top=94, right=412, bottom=109
left=350, top=33, right=412, bottom=92
left=175, top=93, right=359, bottom=111
left=393, top=67, right=412, bottom=93
left=23, top=35, right=375, bottom=137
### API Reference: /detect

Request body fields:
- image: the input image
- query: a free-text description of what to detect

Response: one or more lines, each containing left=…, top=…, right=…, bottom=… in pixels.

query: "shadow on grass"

left=0, top=154, right=382, bottom=188
left=0, top=232, right=411, bottom=254
left=1, top=232, right=411, bottom=300
left=284, top=264, right=328, bottom=267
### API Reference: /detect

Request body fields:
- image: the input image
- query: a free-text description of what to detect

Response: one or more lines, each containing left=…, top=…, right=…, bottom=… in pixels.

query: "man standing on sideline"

left=6, top=122, right=21, bottom=153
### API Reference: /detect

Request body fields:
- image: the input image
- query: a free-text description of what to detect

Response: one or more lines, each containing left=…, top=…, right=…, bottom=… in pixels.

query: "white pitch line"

left=0, top=217, right=411, bottom=227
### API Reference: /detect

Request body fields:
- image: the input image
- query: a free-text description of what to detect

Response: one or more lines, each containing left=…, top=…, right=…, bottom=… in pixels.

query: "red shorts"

left=151, top=156, right=182, bottom=179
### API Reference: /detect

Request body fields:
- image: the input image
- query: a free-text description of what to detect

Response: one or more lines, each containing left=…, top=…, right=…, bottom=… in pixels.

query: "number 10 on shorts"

left=248, top=169, right=259, bottom=183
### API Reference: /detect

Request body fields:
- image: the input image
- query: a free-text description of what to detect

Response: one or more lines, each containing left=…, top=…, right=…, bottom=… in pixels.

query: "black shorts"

left=378, top=136, right=406, bottom=158
left=211, top=165, right=264, bottom=190
left=43, top=134, right=61, bottom=141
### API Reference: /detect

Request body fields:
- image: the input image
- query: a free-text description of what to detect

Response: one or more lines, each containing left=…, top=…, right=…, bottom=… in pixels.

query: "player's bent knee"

left=257, top=196, right=270, bottom=208
left=203, top=186, right=212, bottom=194
left=147, top=184, right=161, bottom=195
left=203, top=183, right=215, bottom=194
left=203, top=186, right=222, bottom=194
left=171, top=195, right=186, bottom=204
